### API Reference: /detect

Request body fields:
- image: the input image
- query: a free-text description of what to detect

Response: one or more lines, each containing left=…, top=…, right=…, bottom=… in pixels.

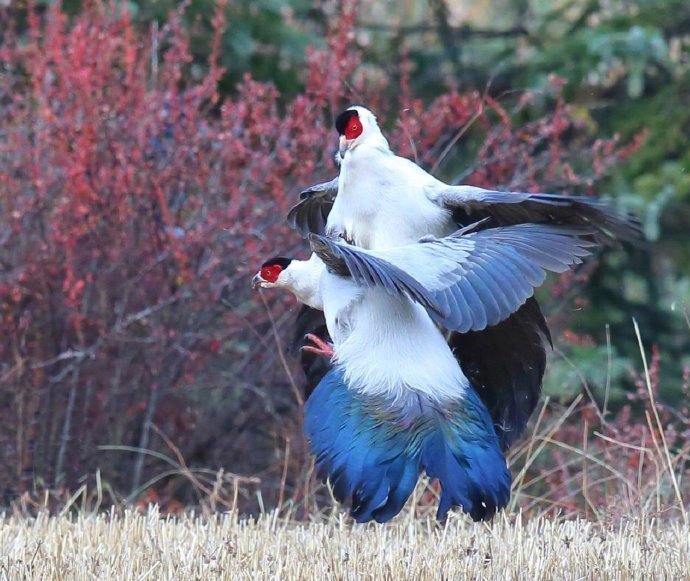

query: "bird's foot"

left=302, top=333, right=335, bottom=359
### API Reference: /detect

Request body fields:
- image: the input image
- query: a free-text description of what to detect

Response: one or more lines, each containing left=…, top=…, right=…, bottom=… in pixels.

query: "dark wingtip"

left=286, top=200, right=306, bottom=236
left=452, top=217, right=493, bottom=237
left=307, top=232, right=325, bottom=247
left=299, top=189, right=315, bottom=201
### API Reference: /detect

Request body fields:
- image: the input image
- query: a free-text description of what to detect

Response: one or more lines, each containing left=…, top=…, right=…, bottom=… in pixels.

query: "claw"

left=301, top=333, right=335, bottom=359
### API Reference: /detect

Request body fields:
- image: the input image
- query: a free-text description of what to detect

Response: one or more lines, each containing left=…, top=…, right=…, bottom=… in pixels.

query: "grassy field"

left=0, top=509, right=688, bottom=580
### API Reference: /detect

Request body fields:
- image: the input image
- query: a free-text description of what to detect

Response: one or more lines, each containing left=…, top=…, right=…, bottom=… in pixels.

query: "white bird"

left=289, top=105, right=640, bottom=248
left=252, top=223, right=595, bottom=522
left=287, top=105, right=641, bottom=449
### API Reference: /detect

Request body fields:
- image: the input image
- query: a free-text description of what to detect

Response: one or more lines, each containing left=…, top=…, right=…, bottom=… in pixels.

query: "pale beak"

left=339, top=135, right=349, bottom=158
left=251, top=274, right=264, bottom=290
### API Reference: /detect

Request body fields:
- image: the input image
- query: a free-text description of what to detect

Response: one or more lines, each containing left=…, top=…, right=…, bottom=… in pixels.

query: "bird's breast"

left=331, top=154, right=452, bottom=249
left=332, top=291, right=469, bottom=402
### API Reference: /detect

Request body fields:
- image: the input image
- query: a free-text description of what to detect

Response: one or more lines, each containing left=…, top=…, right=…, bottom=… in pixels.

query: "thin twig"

left=430, top=87, right=488, bottom=175
left=259, top=292, right=303, bottom=407
left=603, top=323, right=612, bottom=417
left=55, top=365, right=81, bottom=485
left=553, top=346, right=606, bottom=425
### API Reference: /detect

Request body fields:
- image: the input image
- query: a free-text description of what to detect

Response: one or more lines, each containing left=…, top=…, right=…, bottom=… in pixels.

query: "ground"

left=0, top=509, right=687, bottom=579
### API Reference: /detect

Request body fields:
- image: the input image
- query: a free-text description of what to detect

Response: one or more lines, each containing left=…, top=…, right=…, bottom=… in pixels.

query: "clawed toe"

left=302, top=333, right=335, bottom=359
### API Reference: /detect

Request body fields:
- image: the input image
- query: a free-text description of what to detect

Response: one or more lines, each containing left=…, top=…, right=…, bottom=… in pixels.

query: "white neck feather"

left=280, top=254, right=324, bottom=310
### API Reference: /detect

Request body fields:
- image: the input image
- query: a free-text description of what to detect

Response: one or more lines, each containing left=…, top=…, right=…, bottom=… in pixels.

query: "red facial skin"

left=260, top=264, right=283, bottom=283
left=344, top=115, right=363, bottom=140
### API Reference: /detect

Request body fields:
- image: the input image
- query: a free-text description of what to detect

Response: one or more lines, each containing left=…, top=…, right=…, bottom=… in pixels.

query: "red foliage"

left=1, top=1, right=661, bottom=518
left=0, top=0, right=333, bottom=501
left=510, top=344, right=689, bottom=521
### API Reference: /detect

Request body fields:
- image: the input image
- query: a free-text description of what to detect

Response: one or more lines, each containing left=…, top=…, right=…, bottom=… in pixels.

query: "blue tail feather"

left=305, top=367, right=511, bottom=523
left=422, top=428, right=510, bottom=521
left=371, top=457, right=419, bottom=522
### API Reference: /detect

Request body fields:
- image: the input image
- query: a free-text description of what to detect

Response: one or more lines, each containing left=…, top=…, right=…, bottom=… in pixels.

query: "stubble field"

left=0, top=508, right=688, bottom=580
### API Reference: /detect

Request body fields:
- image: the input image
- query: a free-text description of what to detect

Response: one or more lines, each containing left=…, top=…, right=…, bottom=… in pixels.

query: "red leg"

left=301, top=333, right=335, bottom=359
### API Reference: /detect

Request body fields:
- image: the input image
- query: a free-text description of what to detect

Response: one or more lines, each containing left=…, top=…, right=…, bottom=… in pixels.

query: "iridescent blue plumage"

left=305, top=367, right=511, bottom=523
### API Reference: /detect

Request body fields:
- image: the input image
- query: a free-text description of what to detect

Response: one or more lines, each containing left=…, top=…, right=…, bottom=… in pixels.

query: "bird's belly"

left=368, top=209, right=452, bottom=249
left=321, top=277, right=361, bottom=346
left=334, top=291, right=469, bottom=401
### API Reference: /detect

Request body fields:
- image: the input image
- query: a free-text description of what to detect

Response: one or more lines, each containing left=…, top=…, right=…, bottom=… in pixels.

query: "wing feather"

left=311, top=223, right=596, bottom=333
left=465, top=269, right=502, bottom=325
left=309, top=235, right=446, bottom=317
left=470, top=255, right=516, bottom=314
left=445, top=286, right=469, bottom=331
left=430, top=185, right=642, bottom=245
left=287, top=177, right=339, bottom=237
left=479, top=250, right=530, bottom=305
left=455, top=275, right=488, bottom=331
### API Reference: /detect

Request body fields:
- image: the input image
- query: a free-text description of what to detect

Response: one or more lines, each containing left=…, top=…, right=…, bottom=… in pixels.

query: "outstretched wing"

left=287, top=177, right=339, bottom=237
left=309, top=234, right=445, bottom=317
left=310, top=224, right=595, bottom=333
left=427, top=184, right=642, bottom=244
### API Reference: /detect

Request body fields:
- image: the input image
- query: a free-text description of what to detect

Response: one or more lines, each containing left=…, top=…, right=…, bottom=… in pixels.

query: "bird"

left=289, top=105, right=640, bottom=248
left=253, top=222, right=596, bottom=522
left=287, top=104, right=641, bottom=449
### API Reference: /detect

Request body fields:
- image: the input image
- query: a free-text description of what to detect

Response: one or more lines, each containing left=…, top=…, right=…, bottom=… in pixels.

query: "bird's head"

left=335, top=106, right=386, bottom=159
left=251, top=257, right=294, bottom=291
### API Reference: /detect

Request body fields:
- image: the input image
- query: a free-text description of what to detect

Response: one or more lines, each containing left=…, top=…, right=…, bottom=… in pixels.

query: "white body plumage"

left=280, top=254, right=468, bottom=401
left=320, top=274, right=468, bottom=402
left=321, top=107, right=467, bottom=400
left=328, top=107, right=454, bottom=250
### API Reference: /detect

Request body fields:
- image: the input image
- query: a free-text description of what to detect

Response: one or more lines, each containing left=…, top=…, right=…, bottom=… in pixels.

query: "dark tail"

left=449, top=296, right=549, bottom=451
left=292, top=305, right=332, bottom=398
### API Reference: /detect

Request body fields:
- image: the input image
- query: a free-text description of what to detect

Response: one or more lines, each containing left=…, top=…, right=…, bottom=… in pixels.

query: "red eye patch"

left=344, top=115, right=363, bottom=140
left=260, top=264, right=283, bottom=283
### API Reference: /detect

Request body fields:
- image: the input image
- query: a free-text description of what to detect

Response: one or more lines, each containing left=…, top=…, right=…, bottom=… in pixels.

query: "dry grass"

left=1, top=322, right=686, bottom=579
left=0, top=508, right=688, bottom=580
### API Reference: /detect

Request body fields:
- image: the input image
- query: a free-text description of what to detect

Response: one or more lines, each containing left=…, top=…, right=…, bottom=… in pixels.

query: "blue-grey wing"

left=308, top=234, right=446, bottom=317
left=325, top=223, right=596, bottom=332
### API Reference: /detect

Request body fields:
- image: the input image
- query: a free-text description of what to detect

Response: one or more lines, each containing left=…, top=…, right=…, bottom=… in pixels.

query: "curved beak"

left=251, top=274, right=264, bottom=291
left=338, top=135, right=349, bottom=159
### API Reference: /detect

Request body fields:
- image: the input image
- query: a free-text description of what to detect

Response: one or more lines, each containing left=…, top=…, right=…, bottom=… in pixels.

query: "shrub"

left=1, top=1, right=661, bottom=517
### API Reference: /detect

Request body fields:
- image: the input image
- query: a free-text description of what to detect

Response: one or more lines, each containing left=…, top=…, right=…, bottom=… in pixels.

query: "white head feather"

left=329, top=105, right=451, bottom=249
left=336, top=105, right=390, bottom=161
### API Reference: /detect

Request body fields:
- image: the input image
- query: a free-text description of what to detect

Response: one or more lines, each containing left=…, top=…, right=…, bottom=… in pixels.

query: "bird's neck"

left=282, top=255, right=324, bottom=310
left=356, top=131, right=390, bottom=153
left=339, top=140, right=392, bottom=194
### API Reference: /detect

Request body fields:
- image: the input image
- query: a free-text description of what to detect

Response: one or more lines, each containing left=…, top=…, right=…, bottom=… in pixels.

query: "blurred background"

left=0, top=0, right=688, bottom=518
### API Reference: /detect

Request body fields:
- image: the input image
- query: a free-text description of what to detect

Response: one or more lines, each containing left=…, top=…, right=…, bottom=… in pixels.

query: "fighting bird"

left=253, top=223, right=596, bottom=522
left=287, top=105, right=641, bottom=449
